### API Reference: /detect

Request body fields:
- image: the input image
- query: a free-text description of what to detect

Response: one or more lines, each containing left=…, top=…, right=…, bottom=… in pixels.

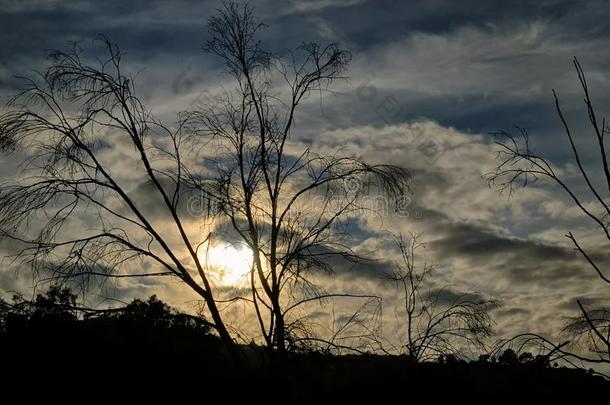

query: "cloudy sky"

left=1, top=0, right=610, bottom=358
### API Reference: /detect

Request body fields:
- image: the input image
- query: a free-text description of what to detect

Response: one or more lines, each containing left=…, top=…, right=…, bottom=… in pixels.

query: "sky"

left=1, top=0, right=610, bottom=359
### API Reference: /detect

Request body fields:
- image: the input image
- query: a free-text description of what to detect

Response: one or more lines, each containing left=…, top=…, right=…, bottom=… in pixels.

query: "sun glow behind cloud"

left=206, top=243, right=253, bottom=286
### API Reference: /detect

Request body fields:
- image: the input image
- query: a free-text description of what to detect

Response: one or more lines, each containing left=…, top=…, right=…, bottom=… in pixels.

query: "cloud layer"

left=1, top=0, right=609, bottom=353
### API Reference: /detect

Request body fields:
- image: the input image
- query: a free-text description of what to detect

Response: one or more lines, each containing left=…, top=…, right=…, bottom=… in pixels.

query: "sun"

left=206, top=243, right=253, bottom=285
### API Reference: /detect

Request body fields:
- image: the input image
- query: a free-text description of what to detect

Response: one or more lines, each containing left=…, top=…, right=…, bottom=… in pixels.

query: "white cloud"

left=348, top=19, right=610, bottom=104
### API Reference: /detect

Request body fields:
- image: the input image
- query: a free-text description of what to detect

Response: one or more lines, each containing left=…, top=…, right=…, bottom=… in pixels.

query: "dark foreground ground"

left=2, top=322, right=608, bottom=402
left=1, top=293, right=607, bottom=401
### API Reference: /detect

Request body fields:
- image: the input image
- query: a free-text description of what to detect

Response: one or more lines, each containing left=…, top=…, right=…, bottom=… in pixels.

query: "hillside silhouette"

left=1, top=288, right=607, bottom=401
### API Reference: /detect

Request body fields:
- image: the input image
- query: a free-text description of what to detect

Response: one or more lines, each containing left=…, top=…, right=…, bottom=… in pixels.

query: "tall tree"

left=488, top=57, right=610, bottom=364
left=188, top=2, right=410, bottom=351
left=389, top=233, right=495, bottom=361
left=0, top=38, right=238, bottom=353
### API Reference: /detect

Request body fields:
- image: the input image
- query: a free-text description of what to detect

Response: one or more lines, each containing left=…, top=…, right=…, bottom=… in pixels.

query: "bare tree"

left=562, top=303, right=610, bottom=362
left=492, top=333, right=579, bottom=369
left=185, top=2, right=410, bottom=352
left=0, top=38, right=240, bottom=354
left=389, top=233, right=495, bottom=362
left=488, top=57, right=610, bottom=364
left=283, top=298, right=384, bottom=355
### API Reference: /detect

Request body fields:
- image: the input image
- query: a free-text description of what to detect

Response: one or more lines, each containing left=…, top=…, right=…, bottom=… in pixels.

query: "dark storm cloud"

left=286, top=0, right=610, bottom=150
left=0, top=1, right=600, bottom=66
left=3, top=0, right=610, bottom=140
left=330, top=254, right=392, bottom=282
left=0, top=233, right=28, bottom=257
left=309, top=89, right=559, bottom=138
left=1, top=0, right=214, bottom=54
left=497, top=307, right=531, bottom=317
left=429, top=218, right=608, bottom=285
left=555, top=295, right=609, bottom=312
left=129, top=177, right=206, bottom=221
left=0, top=0, right=217, bottom=93
left=287, top=0, right=573, bottom=48
left=424, top=288, right=490, bottom=306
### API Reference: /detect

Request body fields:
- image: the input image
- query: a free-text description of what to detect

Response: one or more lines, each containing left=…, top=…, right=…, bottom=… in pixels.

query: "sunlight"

left=206, top=243, right=253, bottom=285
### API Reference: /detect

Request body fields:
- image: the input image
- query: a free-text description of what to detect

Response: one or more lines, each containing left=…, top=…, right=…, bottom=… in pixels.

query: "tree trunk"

left=273, top=305, right=286, bottom=352
left=186, top=278, right=241, bottom=363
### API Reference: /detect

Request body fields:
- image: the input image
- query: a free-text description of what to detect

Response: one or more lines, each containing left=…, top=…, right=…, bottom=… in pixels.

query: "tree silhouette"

left=518, top=351, right=534, bottom=364
left=389, top=233, right=496, bottom=361
left=92, top=294, right=213, bottom=335
left=186, top=2, right=410, bottom=352
left=498, top=348, right=519, bottom=366
left=0, top=37, right=240, bottom=353
left=488, top=58, right=610, bottom=365
left=0, top=3, right=409, bottom=356
left=0, top=285, right=215, bottom=359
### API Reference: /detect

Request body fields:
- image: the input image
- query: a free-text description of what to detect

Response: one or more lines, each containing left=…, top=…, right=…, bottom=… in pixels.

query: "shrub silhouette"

left=498, top=348, right=519, bottom=365
left=518, top=352, right=534, bottom=364
left=0, top=286, right=213, bottom=345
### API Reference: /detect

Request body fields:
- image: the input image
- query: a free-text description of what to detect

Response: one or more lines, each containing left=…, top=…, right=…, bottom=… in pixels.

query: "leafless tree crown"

left=0, top=2, right=411, bottom=355
left=489, top=57, right=610, bottom=364
left=184, top=2, right=410, bottom=352
left=389, top=233, right=495, bottom=361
